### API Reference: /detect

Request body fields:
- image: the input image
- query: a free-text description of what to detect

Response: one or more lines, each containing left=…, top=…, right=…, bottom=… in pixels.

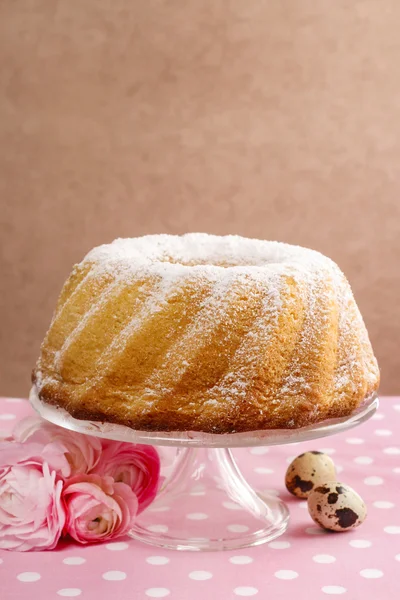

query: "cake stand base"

left=30, top=388, right=378, bottom=551
left=131, top=447, right=289, bottom=551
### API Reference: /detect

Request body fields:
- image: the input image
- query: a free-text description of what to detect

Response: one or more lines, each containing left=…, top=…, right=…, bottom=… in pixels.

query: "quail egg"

left=285, top=451, right=336, bottom=499
left=307, top=481, right=367, bottom=531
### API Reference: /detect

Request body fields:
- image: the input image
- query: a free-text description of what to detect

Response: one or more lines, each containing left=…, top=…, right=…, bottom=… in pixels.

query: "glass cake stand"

left=30, top=389, right=378, bottom=552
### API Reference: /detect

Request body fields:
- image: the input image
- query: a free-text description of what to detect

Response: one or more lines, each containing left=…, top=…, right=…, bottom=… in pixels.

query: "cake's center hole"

left=160, top=257, right=265, bottom=268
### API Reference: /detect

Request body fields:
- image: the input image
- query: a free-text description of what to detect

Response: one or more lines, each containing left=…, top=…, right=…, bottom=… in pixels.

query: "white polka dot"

left=190, top=490, right=206, bottom=496
left=384, top=526, right=400, bottom=534
left=313, top=554, right=336, bottom=564
left=319, top=448, right=336, bottom=455
left=63, top=557, right=86, bottom=565
left=0, top=558, right=3, bottom=564
left=383, top=447, right=400, bottom=455
left=146, top=556, right=170, bottom=565
left=102, top=571, right=127, bottom=581
left=148, top=524, right=169, bottom=533
left=191, top=484, right=205, bottom=492
left=268, top=541, right=291, bottom=549
left=360, top=569, right=383, bottom=579
left=223, top=501, right=243, bottom=510
left=229, top=556, right=254, bottom=565
left=250, top=447, right=269, bottom=455
left=17, top=572, right=41, bottom=582
left=346, top=437, right=364, bottom=445
left=305, top=526, right=326, bottom=535
left=364, top=476, right=384, bottom=486
left=0, top=414, right=16, bottom=421
left=227, top=524, right=249, bottom=533
left=372, top=412, right=384, bottom=420
left=145, top=589, right=170, bottom=598
left=57, top=590, right=82, bottom=598
left=254, top=467, right=274, bottom=474
left=148, top=505, right=171, bottom=512
left=373, top=501, right=395, bottom=509
left=349, top=540, right=372, bottom=548
left=393, top=468, right=400, bottom=474
left=275, top=570, right=299, bottom=580
left=5, top=398, right=23, bottom=403
left=186, top=512, right=208, bottom=520
left=375, top=429, right=392, bottom=437
left=395, top=554, right=400, bottom=561
left=354, top=456, right=374, bottom=465
left=233, top=587, right=258, bottom=597
left=322, top=586, right=347, bottom=595
left=336, top=465, right=344, bottom=473
left=393, top=405, right=400, bottom=411
left=105, top=542, right=129, bottom=551
left=263, top=488, right=280, bottom=497
left=189, top=571, right=213, bottom=580
left=286, top=455, right=296, bottom=464
left=298, top=501, right=308, bottom=509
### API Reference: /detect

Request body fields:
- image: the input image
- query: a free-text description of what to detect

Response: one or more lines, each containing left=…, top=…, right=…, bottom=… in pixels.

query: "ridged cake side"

left=33, top=234, right=380, bottom=432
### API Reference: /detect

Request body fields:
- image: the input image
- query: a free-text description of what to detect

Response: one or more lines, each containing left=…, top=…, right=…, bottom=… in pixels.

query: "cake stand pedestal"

left=30, top=390, right=378, bottom=552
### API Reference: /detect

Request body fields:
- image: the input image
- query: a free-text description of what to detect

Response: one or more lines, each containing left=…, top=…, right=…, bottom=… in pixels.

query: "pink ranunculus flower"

left=95, top=441, right=160, bottom=512
left=13, top=416, right=102, bottom=477
left=0, top=442, right=66, bottom=551
left=63, top=474, right=137, bottom=544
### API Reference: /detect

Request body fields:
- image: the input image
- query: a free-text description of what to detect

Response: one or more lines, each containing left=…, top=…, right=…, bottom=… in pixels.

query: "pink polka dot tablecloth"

left=1, top=396, right=400, bottom=600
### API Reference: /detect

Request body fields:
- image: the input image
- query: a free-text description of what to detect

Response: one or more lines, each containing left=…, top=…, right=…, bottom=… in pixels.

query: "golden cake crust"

left=32, top=234, right=380, bottom=433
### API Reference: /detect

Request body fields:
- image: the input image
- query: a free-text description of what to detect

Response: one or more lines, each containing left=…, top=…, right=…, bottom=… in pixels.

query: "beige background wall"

left=1, top=1, right=399, bottom=397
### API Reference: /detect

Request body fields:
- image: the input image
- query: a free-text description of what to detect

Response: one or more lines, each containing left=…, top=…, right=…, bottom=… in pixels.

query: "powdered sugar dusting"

left=139, top=272, right=258, bottom=401
left=208, top=273, right=284, bottom=402
left=120, top=273, right=222, bottom=389
left=79, top=234, right=339, bottom=403
left=334, top=275, right=379, bottom=395
left=279, top=267, right=336, bottom=398
left=35, top=234, right=379, bottom=428
left=86, top=270, right=188, bottom=387
left=85, top=234, right=329, bottom=275
left=56, top=277, right=122, bottom=369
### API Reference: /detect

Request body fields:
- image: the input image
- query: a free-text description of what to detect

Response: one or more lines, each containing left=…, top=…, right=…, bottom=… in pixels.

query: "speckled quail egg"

left=285, top=451, right=336, bottom=499
left=307, top=481, right=367, bottom=532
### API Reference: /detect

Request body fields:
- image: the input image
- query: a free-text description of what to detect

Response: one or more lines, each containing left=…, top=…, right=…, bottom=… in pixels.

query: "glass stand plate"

left=30, top=387, right=378, bottom=551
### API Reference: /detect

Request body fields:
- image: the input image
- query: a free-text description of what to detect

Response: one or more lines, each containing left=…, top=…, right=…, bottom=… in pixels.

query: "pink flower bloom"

left=14, top=416, right=102, bottom=477
left=63, top=474, right=137, bottom=544
left=0, top=442, right=66, bottom=551
left=95, top=442, right=160, bottom=512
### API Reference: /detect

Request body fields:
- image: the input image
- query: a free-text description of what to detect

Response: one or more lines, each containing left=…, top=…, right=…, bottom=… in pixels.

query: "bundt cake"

left=32, top=234, right=379, bottom=433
